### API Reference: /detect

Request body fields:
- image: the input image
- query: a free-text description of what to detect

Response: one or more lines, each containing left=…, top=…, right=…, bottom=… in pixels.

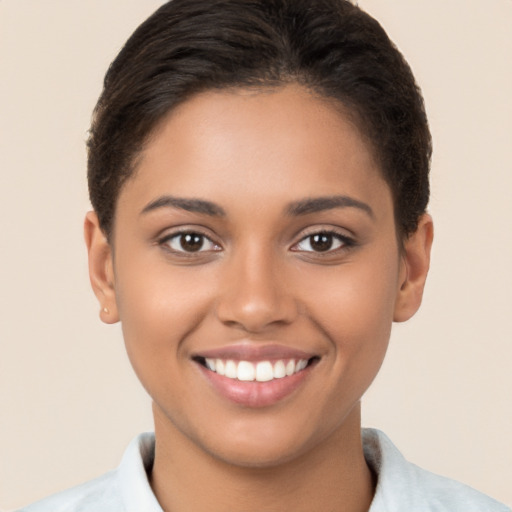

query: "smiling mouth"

left=194, top=356, right=319, bottom=382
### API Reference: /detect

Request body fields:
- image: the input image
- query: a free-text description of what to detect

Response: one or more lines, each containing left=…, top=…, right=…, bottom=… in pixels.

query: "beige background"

left=1, top=1, right=510, bottom=509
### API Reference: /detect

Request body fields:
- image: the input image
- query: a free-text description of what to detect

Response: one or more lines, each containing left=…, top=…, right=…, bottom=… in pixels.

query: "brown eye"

left=294, top=231, right=350, bottom=253
left=164, top=232, right=219, bottom=253
left=310, top=233, right=334, bottom=252
left=179, top=233, right=204, bottom=252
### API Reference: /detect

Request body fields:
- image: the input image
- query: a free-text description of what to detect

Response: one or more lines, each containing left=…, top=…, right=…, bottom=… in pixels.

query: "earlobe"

left=393, top=214, right=434, bottom=323
left=84, top=211, right=119, bottom=324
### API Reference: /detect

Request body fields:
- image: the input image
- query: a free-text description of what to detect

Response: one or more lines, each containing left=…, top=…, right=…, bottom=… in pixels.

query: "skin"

left=85, top=84, right=433, bottom=512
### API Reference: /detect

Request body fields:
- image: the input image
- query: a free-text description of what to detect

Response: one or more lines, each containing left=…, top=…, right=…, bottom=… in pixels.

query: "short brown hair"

left=88, top=0, right=431, bottom=240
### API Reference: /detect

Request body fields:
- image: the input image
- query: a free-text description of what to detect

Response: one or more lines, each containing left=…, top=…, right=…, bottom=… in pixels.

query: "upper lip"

left=192, top=343, right=317, bottom=362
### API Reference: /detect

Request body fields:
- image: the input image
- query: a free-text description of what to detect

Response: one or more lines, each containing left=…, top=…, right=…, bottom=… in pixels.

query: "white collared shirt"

left=18, top=429, right=510, bottom=512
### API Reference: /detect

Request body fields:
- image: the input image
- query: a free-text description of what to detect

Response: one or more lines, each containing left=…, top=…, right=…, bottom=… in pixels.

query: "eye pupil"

left=310, top=233, right=333, bottom=252
left=180, top=233, right=204, bottom=252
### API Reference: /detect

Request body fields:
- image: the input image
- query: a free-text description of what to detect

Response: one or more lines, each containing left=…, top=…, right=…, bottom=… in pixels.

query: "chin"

left=193, top=415, right=336, bottom=470
left=204, top=438, right=312, bottom=470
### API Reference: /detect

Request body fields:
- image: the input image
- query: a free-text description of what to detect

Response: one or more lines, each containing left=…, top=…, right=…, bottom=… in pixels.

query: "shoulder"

left=364, top=429, right=510, bottom=512
left=16, top=470, right=122, bottom=512
left=403, top=461, right=510, bottom=512
left=16, top=433, right=161, bottom=512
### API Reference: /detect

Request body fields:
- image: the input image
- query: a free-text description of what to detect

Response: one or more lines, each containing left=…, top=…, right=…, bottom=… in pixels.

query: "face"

left=87, top=85, right=430, bottom=468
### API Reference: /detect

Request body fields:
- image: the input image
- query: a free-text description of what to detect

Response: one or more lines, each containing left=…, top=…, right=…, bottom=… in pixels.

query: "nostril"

left=215, top=270, right=299, bottom=332
left=216, top=296, right=299, bottom=333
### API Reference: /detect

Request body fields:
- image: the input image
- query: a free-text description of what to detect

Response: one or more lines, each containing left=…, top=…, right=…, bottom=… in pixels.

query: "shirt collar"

left=117, top=432, right=163, bottom=511
left=116, top=428, right=433, bottom=512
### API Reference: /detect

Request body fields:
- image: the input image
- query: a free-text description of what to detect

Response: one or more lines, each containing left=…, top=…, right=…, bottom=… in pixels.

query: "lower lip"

left=197, top=363, right=315, bottom=408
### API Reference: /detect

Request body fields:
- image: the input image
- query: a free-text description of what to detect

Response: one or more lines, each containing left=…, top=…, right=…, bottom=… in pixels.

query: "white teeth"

left=296, top=359, right=308, bottom=371
left=225, top=360, right=237, bottom=379
left=285, top=360, right=295, bottom=376
left=203, top=358, right=311, bottom=381
left=237, top=361, right=255, bottom=381
left=255, top=361, right=274, bottom=382
left=273, top=360, right=286, bottom=379
left=215, top=359, right=225, bottom=376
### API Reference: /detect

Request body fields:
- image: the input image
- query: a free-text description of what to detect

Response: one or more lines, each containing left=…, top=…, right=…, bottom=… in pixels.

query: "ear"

left=393, top=214, right=434, bottom=322
left=84, top=211, right=119, bottom=324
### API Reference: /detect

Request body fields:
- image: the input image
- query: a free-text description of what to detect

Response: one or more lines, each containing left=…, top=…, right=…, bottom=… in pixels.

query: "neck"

left=150, top=404, right=375, bottom=512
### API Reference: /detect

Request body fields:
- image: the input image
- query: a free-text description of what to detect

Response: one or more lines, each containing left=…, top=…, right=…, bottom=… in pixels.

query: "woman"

left=18, top=0, right=509, bottom=511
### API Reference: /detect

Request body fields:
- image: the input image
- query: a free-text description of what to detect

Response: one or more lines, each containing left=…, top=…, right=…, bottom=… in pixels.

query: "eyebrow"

left=140, top=194, right=373, bottom=219
left=140, top=196, right=226, bottom=217
left=286, top=195, right=374, bottom=218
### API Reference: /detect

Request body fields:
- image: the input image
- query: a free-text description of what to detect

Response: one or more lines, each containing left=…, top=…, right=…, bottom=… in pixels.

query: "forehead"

left=118, top=84, right=391, bottom=219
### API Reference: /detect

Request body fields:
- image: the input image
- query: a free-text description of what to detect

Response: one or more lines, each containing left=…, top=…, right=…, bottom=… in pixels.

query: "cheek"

left=301, top=250, right=400, bottom=381
left=303, top=251, right=399, bottom=331
left=113, top=255, right=216, bottom=381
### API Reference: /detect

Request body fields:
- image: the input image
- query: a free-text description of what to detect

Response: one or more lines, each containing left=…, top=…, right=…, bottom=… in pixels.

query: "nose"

left=215, top=245, right=299, bottom=333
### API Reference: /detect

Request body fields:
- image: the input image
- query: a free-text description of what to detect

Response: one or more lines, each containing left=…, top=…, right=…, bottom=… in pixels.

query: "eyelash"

left=291, top=230, right=355, bottom=255
left=158, top=230, right=221, bottom=256
left=158, top=228, right=355, bottom=258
